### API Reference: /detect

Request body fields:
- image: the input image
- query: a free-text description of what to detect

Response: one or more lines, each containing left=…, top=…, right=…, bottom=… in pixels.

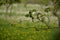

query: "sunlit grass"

left=0, top=19, right=60, bottom=40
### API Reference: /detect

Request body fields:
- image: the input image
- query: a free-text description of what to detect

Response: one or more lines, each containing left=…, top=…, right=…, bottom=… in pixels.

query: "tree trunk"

left=58, top=17, right=60, bottom=27
left=5, top=4, right=10, bottom=21
left=53, top=9, right=60, bottom=27
left=6, top=4, right=10, bottom=15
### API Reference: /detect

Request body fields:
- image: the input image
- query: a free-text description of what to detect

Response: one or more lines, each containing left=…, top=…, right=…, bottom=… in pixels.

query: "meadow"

left=0, top=4, right=60, bottom=40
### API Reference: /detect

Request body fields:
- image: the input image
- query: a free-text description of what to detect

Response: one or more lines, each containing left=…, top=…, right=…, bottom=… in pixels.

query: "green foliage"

left=0, top=3, right=3, bottom=6
left=25, top=14, right=30, bottom=17
left=56, top=0, right=60, bottom=9
left=14, top=0, right=21, bottom=3
left=44, top=7, right=51, bottom=12
left=32, top=9, right=37, bottom=12
left=5, top=0, right=21, bottom=4
left=38, top=0, right=50, bottom=5
left=0, top=0, right=4, bottom=6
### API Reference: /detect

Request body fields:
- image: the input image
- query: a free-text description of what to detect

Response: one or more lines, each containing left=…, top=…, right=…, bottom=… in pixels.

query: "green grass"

left=0, top=19, right=60, bottom=40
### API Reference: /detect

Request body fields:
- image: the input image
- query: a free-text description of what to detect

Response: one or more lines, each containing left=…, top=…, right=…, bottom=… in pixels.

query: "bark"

left=58, top=17, right=60, bottom=27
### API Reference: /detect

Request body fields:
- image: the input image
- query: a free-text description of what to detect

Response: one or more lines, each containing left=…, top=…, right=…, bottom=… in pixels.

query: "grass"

left=0, top=18, right=60, bottom=40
